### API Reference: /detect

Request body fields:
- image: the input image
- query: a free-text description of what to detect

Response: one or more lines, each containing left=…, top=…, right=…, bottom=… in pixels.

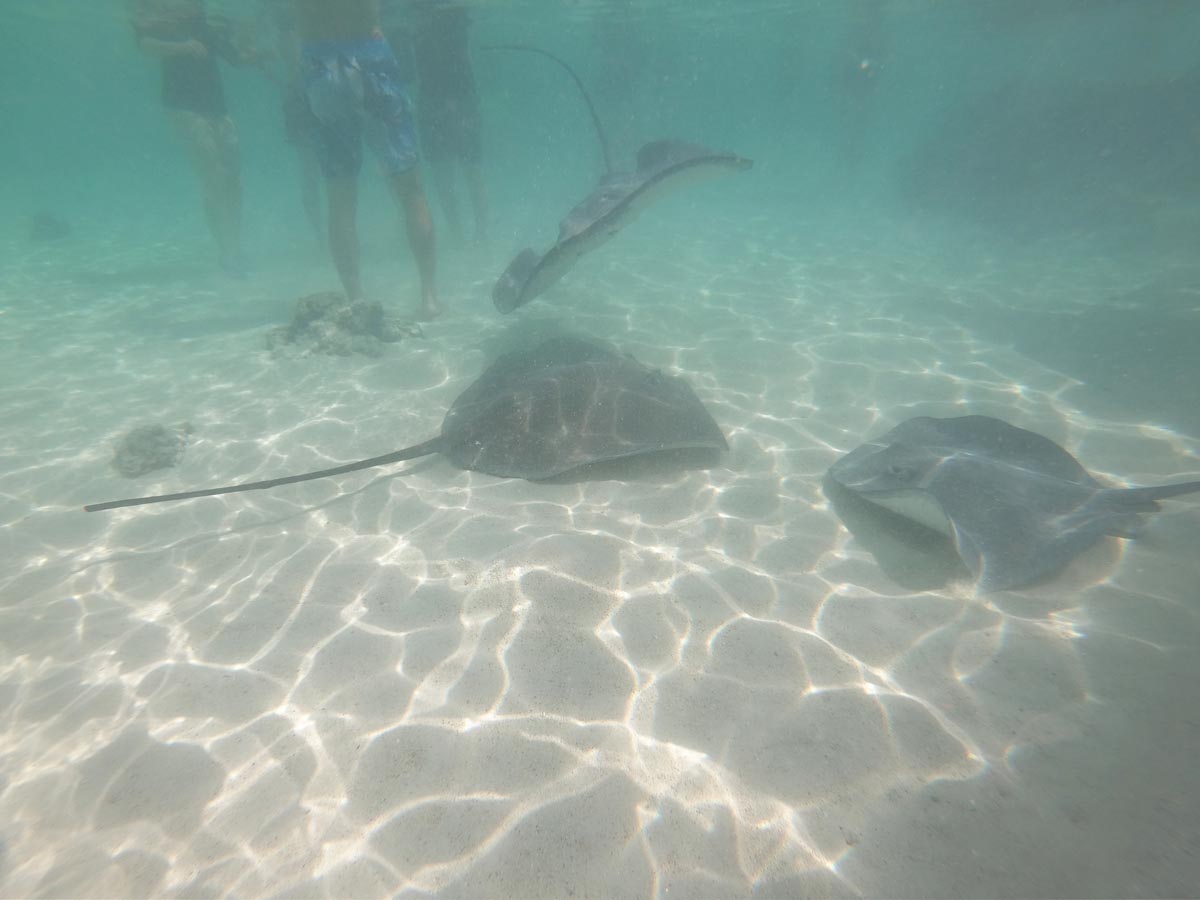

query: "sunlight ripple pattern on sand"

left=1, top=219, right=1198, bottom=897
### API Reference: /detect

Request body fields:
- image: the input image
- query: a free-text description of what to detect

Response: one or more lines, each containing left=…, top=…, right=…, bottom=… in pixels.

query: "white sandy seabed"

left=1, top=213, right=1198, bottom=898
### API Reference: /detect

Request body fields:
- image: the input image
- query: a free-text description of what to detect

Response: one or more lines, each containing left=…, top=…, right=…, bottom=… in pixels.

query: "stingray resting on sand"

left=84, top=338, right=727, bottom=513
left=485, top=45, right=752, bottom=314
left=827, top=415, right=1200, bottom=592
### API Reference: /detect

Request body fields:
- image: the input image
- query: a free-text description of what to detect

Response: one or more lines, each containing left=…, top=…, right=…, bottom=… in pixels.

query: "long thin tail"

left=83, top=438, right=442, bottom=513
left=482, top=43, right=613, bottom=174
left=1107, top=480, right=1200, bottom=511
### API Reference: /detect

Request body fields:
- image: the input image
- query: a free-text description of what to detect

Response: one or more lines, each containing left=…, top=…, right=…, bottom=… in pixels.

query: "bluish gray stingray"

left=493, top=139, right=752, bottom=314
left=827, top=415, right=1200, bottom=591
left=483, top=46, right=751, bottom=314
left=84, top=338, right=727, bottom=512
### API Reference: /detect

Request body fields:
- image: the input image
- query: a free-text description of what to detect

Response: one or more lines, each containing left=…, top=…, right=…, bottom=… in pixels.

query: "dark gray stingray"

left=827, top=415, right=1200, bottom=592
left=493, top=140, right=752, bottom=314
left=84, top=338, right=728, bottom=513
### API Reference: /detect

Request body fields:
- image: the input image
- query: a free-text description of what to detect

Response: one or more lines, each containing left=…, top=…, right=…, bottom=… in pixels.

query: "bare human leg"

left=326, top=175, right=364, bottom=301
left=389, top=167, right=439, bottom=320
left=214, top=116, right=244, bottom=272
left=429, top=159, right=463, bottom=244
left=172, top=111, right=245, bottom=273
left=298, top=146, right=323, bottom=246
left=463, top=160, right=488, bottom=244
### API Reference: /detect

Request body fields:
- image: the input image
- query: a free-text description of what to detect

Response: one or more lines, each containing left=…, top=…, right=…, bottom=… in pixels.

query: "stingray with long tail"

left=484, top=45, right=752, bottom=314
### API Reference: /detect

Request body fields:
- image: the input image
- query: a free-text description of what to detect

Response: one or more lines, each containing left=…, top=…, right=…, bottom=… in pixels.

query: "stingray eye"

left=886, top=464, right=906, bottom=477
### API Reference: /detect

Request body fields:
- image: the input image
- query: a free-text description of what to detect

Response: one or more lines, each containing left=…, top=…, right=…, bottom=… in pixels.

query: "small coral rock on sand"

left=267, top=292, right=423, bottom=358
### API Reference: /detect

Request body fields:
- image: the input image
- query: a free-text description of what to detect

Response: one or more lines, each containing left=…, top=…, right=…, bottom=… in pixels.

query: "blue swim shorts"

left=300, top=35, right=418, bottom=178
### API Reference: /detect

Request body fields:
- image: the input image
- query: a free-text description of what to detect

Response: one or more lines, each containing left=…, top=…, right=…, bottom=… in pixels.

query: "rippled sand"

left=1, top=212, right=1198, bottom=897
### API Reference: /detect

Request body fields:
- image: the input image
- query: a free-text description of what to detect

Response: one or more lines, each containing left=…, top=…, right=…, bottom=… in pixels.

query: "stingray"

left=827, top=415, right=1200, bottom=592
left=84, top=337, right=728, bottom=513
left=493, top=139, right=752, bottom=313
left=484, top=45, right=750, bottom=314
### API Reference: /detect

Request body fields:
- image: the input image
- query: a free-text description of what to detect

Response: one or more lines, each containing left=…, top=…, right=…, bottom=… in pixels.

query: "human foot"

left=220, top=251, right=249, bottom=279
left=417, top=292, right=440, bottom=321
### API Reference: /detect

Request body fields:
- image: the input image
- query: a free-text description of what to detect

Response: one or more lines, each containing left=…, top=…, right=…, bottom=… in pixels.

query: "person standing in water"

left=293, top=0, right=439, bottom=320
left=257, top=0, right=323, bottom=244
left=127, top=0, right=256, bottom=275
left=384, top=0, right=488, bottom=245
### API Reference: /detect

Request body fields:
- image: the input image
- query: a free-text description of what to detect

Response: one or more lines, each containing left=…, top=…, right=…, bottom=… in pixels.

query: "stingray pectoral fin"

left=946, top=506, right=1051, bottom=592
left=1102, top=516, right=1146, bottom=539
left=948, top=522, right=987, bottom=582
left=975, top=528, right=1102, bottom=593
left=83, top=438, right=443, bottom=513
left=492, top=248, right=542, bottom=314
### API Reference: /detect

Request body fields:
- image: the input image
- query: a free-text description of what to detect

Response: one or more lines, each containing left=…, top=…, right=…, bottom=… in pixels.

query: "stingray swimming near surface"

left=493, top=140, right=752, bottom=313
left=827, top=415, right=1200, bottom=592
left=84, top=338, right=728, bottom=513
left=485, top=45, right=752, bottom=314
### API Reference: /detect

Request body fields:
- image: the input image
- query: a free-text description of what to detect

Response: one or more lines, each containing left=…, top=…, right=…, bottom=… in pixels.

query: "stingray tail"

left=1102, top=480, right=1200, bottom=511
left=481, top=44, right=613, bottom=174
left=1069, top=480, right=1200, bottom=537
left=83, top=438, right=443, bottom=513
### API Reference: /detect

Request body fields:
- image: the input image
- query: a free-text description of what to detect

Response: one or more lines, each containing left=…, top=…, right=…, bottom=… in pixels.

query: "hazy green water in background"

left=5, top=1, right=1199, bottom=433
left=6, top=2, right=1198, bottom=251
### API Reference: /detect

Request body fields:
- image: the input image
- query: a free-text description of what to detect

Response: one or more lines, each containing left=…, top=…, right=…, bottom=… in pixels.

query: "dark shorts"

left=282, top=82, right=317, bottom=146
left=418, top=93, right=482, bottom=164
left=300, top=35, right=418, bottom=178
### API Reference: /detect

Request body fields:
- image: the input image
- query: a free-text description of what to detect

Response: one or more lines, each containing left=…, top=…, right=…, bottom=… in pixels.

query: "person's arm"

left=136, top=34, right=209, bottom=59
left=128, top=4, right=209, bottom=60
left=209, top=16, right=274, bottom=68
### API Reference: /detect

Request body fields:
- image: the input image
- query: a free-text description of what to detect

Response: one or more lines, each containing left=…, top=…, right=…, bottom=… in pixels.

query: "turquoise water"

left=2, top=2, right=1199, bottom=897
